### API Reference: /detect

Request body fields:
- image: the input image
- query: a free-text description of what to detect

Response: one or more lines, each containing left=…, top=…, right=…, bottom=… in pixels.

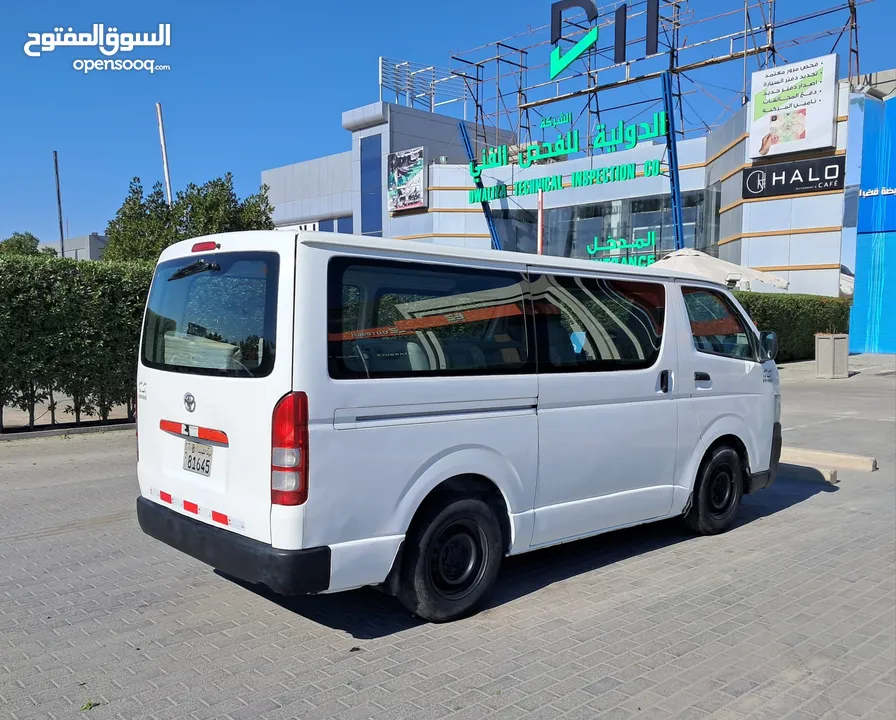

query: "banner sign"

left=749, top=54, right=839, bottom=159
left=741, top=156, right=845, bottom=199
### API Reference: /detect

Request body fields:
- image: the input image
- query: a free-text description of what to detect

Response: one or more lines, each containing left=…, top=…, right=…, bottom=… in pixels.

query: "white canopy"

left=652, top=248, right=789, bottom=290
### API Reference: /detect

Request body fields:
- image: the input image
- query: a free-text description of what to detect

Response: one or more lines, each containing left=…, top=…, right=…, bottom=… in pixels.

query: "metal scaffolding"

left=374, top=0, right=870, bottom=159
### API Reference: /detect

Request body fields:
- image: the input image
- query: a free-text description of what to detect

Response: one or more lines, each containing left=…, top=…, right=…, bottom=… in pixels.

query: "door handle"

left=659, top=370, right=670, bottom=393
left=694, top=371, right=711, bottom=382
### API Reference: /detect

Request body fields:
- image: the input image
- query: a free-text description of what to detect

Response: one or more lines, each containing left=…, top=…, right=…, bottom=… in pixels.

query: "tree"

left=103, top=173, right=275, bottom=261
left=0, top=231, right=41, bottom=255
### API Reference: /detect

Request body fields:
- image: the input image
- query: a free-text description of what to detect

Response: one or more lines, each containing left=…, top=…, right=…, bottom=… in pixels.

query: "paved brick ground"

left=0, top=363, right=893, bottom=720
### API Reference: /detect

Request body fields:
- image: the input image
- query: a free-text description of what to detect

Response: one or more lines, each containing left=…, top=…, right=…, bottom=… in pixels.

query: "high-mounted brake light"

left=271, top=392, right=309, bottom=506
left=191, top=241, right=220, bottom=253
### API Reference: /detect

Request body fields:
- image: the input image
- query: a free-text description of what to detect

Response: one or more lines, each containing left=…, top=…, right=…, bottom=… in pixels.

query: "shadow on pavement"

left=230, top=464, right=837, bottom=639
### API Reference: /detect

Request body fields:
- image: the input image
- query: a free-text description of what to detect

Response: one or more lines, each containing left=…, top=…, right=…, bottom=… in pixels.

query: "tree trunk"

left=28, top=382, right=35, bottom=429
left=49, top=388, right=57, bottom=425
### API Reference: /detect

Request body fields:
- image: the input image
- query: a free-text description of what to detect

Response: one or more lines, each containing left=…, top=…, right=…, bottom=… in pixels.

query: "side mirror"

left=759, top=331, right=778, bottom=362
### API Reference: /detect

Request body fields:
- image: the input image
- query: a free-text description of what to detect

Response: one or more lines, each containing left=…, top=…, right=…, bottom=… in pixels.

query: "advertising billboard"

left=387, top=146, right=427, bottom=212
left=749, top=54, right=839, bottom=159
left=741, top=156, right=845, bottom=200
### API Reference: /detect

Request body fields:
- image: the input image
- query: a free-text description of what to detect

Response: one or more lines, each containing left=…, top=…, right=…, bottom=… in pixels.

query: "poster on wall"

left=749, top=54, right=839, bottom=159
left=387, top=147, right=427, bottom=212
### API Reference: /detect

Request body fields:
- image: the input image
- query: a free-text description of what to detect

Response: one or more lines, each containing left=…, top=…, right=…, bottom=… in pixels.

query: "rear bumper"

left=746, top=422, right=783, bottom=493
left=136, top=496, right=330, bottom=595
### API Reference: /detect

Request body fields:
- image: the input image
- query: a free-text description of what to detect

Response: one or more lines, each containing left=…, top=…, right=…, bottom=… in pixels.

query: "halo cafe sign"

left=587, top=230, right=658, bottom=266
left=741, top=155, right=845, bottom=200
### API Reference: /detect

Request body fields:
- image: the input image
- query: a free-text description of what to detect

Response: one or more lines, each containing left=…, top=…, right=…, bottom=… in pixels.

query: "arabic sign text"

left=24, top=24, right=171, bottom=57
left=595, top=112, right=667, bottom=153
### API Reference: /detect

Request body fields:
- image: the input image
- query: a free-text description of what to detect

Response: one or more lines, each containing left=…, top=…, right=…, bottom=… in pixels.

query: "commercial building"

left=261, top=5, right=893, bottom=353
left=43, top=232, right=109, bottom=261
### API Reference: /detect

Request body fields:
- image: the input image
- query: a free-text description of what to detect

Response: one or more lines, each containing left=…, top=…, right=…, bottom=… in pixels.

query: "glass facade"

left=337, top=216, right=353, bottom=234
left=360, top=134, right=383, bottom=237
left=493, top=189, right=721, bottom=263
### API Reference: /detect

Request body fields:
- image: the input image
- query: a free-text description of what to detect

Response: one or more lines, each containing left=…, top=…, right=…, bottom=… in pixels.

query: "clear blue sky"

left=0, top=0, right=891, bottom=243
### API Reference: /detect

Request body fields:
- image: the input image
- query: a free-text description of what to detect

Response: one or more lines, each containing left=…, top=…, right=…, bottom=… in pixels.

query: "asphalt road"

left=1, top=361, right=893, bottom=720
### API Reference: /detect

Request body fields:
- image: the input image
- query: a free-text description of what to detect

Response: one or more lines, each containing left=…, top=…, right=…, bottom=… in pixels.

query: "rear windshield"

left=141, top=251, right=280, bottom=378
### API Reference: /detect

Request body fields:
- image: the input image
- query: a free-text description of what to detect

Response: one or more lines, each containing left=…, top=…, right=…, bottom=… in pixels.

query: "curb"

left=0, top=423, right=135, bottom=442
left=780, top=463, right=839, bottom=485
left=781, top=447, right=877, bottom=473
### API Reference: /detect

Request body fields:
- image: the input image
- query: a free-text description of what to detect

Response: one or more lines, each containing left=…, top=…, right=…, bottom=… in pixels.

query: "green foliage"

left=734, top=291, right=851, bottom=362
left=0, top=256, right=153, bottom=430
left=103, top=173, right=275, bottom=262
left=0, top=231, right=42, bottom=256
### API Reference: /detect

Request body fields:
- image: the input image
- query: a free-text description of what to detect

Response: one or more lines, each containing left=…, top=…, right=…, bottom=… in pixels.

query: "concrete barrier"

left=781, top=447, right=877, bottom=473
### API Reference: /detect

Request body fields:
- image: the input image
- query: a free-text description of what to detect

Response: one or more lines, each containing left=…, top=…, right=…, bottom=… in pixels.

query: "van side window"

left=530, top=274, right=666, bottom=372
left=682, top=287, right=756, bottom=360
left=328, top=258, right=532, bottom=379
left=342, top=285, right=360, bottom=334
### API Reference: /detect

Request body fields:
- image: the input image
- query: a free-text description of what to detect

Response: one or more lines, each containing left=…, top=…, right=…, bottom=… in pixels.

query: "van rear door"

left=137, top=233, right=296, bottom=544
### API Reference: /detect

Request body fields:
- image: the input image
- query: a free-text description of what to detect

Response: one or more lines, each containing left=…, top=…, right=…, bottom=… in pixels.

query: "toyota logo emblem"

left=184, top=393, right=196, bottom=413
left=745, top=169, right=766, bottom=195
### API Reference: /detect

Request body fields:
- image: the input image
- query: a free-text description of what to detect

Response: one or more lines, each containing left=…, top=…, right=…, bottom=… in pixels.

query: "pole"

left=662, top=72, right=686, bottom=251
left=156, top=102, right=173, bottom=206
left=536, top=189, right=544, bottom=255
left=53, top=151, right=65, bottom=258
left=458, top=121, right=502, bottom=251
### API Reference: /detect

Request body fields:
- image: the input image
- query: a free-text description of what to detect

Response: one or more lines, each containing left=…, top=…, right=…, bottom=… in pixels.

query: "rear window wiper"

left=167, top=259, right=220, bottom=282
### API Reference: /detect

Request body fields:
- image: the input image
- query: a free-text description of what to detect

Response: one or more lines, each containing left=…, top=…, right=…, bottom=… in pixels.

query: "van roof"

left=165, top=230, right=722, bottom=287
left=293, top=231, right=721, bottom=286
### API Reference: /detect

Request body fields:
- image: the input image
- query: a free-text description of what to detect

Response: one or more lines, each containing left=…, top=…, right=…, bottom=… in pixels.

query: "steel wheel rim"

left=708, top=463, right=736, bottom=518
left=427, top=518, right=488, bottom=601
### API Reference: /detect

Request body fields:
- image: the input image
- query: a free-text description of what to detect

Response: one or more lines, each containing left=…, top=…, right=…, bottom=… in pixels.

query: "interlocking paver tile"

left=1, top=366, right=894, bottom=720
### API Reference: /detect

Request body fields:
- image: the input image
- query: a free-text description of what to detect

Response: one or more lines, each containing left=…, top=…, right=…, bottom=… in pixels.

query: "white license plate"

left=183, top=441, right=213, bottom=477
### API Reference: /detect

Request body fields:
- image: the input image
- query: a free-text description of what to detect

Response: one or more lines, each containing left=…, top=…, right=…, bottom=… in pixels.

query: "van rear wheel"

left=397, top=497, right=502, bottom=622
left=685, top=446, right=743, bottom=535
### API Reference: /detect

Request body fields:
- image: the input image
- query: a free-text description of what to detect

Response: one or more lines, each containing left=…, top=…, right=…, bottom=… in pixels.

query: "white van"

left=136, top=230, right=782, bottom=622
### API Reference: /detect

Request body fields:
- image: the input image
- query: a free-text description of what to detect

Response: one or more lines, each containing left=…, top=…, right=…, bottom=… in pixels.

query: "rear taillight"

left=271, top=392, right=308, bottom=506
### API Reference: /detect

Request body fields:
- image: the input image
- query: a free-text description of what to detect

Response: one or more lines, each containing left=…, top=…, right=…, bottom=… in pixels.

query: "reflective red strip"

left=160, top=420, right=228, bottom=446
left=160, top=420, right=182, bottom=435
left=197, top=427, right=228, bottom=445
left=149, top=488, right=244, bottom=530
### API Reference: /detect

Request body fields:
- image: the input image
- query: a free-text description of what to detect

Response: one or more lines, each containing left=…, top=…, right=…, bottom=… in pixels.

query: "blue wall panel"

left=851, top=96, right=896, bottom=353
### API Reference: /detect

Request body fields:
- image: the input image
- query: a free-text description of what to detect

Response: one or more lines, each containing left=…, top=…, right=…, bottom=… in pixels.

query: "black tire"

left=684, top=446, right=744, bottom=535
left=397, top=497, right=503, bottom=623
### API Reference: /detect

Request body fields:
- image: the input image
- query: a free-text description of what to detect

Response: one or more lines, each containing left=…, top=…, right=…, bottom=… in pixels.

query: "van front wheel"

left=397, top=497, right=503, bottom=622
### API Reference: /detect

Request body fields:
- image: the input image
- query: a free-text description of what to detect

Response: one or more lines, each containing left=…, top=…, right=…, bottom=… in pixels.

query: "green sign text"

left=594, top=112, right=667, bottom=153
left=514, top=174, right=564, bottom=197
left=469, top=184, right=508, bottom=203
left=571, top=163, right=637, bottom=187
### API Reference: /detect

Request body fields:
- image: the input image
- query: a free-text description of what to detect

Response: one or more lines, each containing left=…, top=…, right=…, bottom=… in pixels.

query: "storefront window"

left=493, top=191, right=708, bottom=263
